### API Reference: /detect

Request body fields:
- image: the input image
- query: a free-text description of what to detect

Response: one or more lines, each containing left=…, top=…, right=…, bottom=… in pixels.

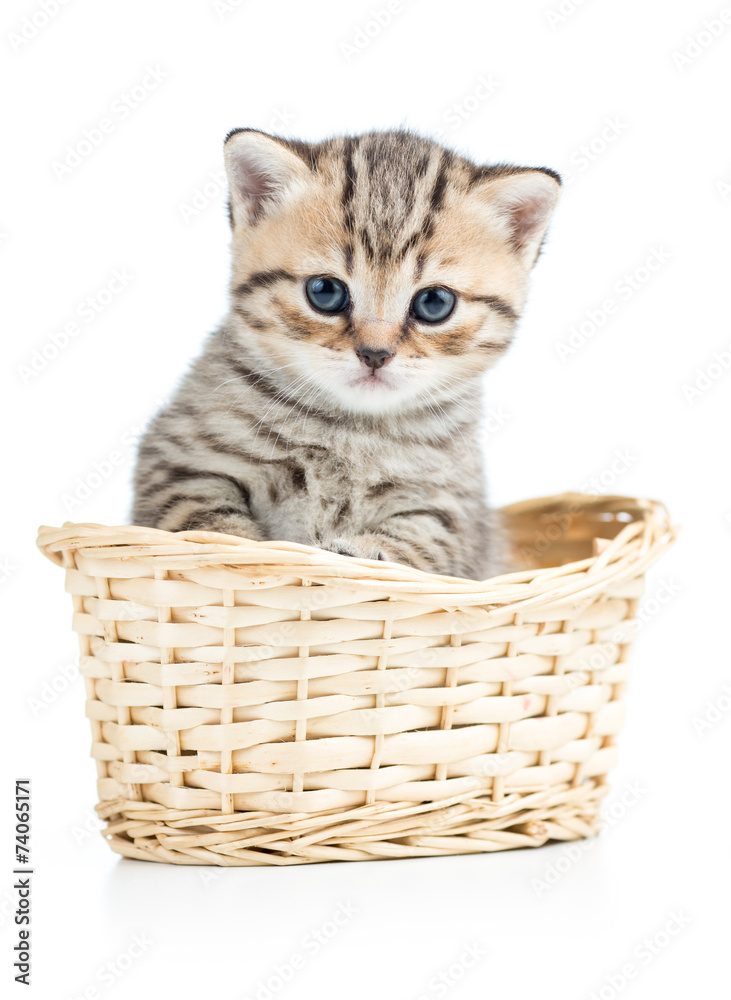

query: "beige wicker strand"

left=291, top=579, right=312, bottom=795
left=491, top=613, right=522, bottom=803
left=154, top=568, right=183, bottom=792
left=538, top=616, right=575, bottom=771
left=366, top=616, right=393, bottom=805
left=37, top=493, right=676, bottom=865
left=96, top=573, right=141, bottom=801
left=434, top=633, right=462, bottom=782
left=570, top=616, right=601, bottom=789
left=220, top=587, right=237, bottom=813
left=594, top=595, right=639, bottom=792
left=61, top=550, right=108, bottom=790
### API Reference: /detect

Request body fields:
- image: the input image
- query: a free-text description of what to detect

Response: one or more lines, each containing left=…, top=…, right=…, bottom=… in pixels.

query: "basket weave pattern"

left=37, top=493, right=673, bottom=866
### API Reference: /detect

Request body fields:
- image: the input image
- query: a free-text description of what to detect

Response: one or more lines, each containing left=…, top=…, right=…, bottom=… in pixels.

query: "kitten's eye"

left=305, top=276, right=349, bottom=314
left=410, top=286, right=456, bottom=324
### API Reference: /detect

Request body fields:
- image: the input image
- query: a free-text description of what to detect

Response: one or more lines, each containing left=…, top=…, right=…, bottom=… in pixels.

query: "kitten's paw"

left=321, top=536, right=388, bottom=562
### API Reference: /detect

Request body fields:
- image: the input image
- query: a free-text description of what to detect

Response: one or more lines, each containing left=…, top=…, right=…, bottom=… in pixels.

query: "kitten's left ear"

left=478, top=168, right=561, bottom=265
left=224, top=128, right=311, bottom=228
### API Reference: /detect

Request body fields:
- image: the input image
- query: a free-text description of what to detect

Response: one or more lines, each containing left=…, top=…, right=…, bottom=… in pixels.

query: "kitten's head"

left=223, top=129, right=560, bottom=416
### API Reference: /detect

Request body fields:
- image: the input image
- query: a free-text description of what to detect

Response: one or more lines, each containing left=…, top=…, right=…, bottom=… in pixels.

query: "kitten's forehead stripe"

left=341, top=136, right=357, bottom=232
left=428, top=151, right=451, bottom=214
left=326, top=133, right=452, bottom=269
left=360, top=227, right=375, bottom=262
left=462, top=294, right=520, bottom=321
left=233, top=304, right=269, bottom=331
left=234, top=270, right=297, bottom=296
left=477, top=341, right=512, bottom=354
left=414, top=153, right=431, bottom=178
left=395, top=228, right=425, bottom=264
left=413, top=253, right=426, bottom=283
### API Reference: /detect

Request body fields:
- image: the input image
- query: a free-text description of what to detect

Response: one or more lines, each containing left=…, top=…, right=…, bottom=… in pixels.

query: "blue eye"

left=305, top=276, right=349, bottom=313
left=411, top=286, right=456, bottom=323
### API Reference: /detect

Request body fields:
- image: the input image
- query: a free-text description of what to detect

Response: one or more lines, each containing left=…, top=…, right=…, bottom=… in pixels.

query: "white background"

left=2, top=0, right=730, bottom=997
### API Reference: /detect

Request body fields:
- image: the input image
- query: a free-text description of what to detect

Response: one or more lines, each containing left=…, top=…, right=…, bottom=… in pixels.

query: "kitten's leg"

left=321, top=509, right=491, bottom=579
left=134, top=469, right=262, bottom=539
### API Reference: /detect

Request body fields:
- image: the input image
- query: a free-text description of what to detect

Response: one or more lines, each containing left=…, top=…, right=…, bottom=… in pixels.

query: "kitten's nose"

left=356, top=347, right=394, bottom=371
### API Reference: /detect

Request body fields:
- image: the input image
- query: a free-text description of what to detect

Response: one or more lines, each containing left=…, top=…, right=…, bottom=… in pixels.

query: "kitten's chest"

left=255, top=430, right=460, bottom=544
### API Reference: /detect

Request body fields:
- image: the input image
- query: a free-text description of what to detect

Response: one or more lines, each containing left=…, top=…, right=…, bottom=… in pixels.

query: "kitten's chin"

left=321, top=375, right=423, bottom=416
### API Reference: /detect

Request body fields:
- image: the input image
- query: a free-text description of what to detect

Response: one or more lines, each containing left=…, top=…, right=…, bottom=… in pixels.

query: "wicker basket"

left=37, top=492, right=674, bottom=866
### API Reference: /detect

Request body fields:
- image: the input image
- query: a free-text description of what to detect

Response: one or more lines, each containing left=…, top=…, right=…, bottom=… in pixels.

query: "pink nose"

left=356, top=348, right=394, bottom=371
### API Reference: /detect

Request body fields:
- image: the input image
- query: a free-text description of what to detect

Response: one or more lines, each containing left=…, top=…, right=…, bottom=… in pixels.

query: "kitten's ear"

left=224, top=129, right=310, bottom=228
left=478, top=168, right=561, bottom=265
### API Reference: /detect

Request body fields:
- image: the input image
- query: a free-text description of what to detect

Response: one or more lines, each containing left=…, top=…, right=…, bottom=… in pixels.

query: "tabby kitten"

left=133, top=129, right=560, bottom=579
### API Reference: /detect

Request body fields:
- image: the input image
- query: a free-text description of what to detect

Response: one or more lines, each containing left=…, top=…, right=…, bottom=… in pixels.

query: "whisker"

left=212, top=362, right=300, bottom=394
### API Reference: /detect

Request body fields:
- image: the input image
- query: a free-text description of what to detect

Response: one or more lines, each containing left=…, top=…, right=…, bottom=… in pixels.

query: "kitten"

left=132, top=129, right=560, bottom=579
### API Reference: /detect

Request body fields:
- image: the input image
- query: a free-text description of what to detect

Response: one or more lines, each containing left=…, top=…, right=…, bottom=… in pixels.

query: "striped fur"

left=133, top=130, right=560, bottom=579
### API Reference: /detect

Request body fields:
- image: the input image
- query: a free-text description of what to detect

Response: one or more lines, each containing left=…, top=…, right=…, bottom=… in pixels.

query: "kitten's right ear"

left=224, top=129, right=310, bottom=228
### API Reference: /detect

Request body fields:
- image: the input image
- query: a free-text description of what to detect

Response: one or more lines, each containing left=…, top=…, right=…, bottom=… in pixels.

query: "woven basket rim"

left=36, top=492, right=676, bottom=615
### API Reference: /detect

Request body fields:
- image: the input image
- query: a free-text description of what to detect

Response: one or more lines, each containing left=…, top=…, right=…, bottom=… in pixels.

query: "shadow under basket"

left=37, top=492, right=675, bottom=866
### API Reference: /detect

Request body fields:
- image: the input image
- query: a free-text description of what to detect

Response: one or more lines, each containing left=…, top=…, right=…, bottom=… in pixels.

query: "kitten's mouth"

left=349, top=372, right=394, bottom=390
left=348, top=368, right=395, bottom=392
